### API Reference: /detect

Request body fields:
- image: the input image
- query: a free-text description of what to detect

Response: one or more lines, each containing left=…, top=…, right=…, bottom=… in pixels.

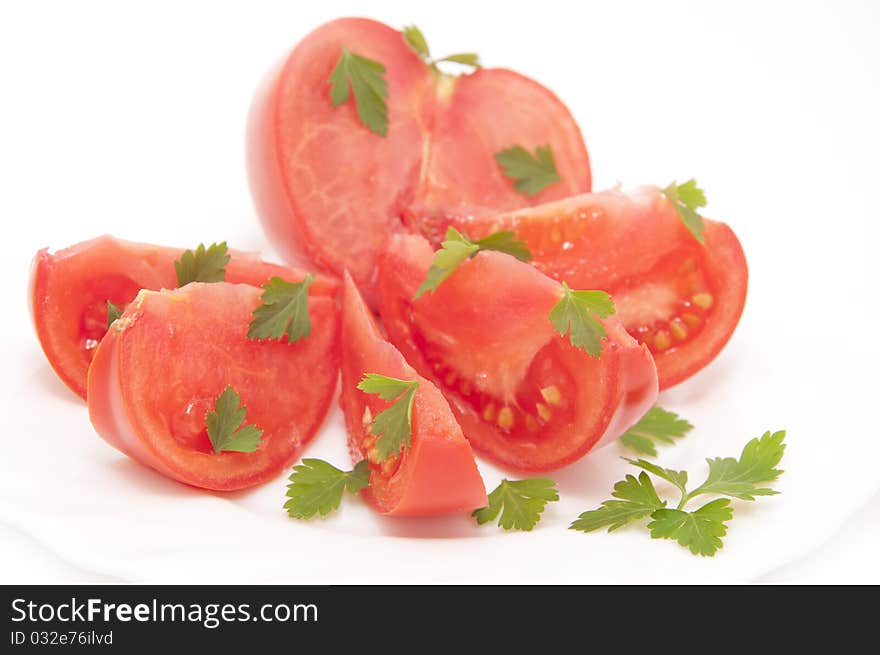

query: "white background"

left=1, top=0, right=878, bottom=583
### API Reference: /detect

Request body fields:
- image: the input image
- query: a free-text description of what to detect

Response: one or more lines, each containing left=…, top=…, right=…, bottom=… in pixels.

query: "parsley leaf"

left=624, top=458, right=689, bottom=498
left=689, top=430, right=786, bottom=501
left=328, top=48, right=388, bottom=137
left=247, top=274, right=314, bottom=343
left=357, top=374, right=419, bottom=462
left=620, top=406, right=694, bottom=456
left=495, top=144, right=562, bottom=197
left=569, top=473, right=665, bottom=533
left=284, top=459, right=370, bottom=519
left=414, top=227, right=532, bottom=299
left=402, top=24, right=481, bottom=71
left=661, top=179, right=707, bottom=244
left=548, top=282, right=615, bottom=356
left=205, top=385, right=263, bottom=454
left=106, top=301, right=122, bottom=328
left=648, top=498, right=733, bottom=557
left=174, top=242, right=230, bottom=286
left=473, top=478, right=559, bottom=531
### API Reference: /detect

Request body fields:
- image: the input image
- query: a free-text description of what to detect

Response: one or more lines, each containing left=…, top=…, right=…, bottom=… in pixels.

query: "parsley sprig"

left=206, top=386, right=264, bottom=454
left=329, top=48, right=388, bottom=137
left=495, top=145, right=562, bottom=197
left=473, top=478, right=559, bottom=531
left=247, top=274, right=314, bottom=344
left=414, top=227, right=532, bottom=298
left=620, top=406, right=694, bottom=457
left=661, top=179, right=707, bottom=244
left=174, top=242, right=230, bottom=286
left=284, top=459, right=371, bottom=519
left=549, top=282, right=615, bottom=357
left=357, top=374, right=420, bottom=462
left=402, top=24, right=481, bottom=72
left=571, top=430, right=786, bottom=556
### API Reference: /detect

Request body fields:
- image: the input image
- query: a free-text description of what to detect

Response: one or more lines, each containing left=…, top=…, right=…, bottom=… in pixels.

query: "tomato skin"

left=246, top=17, right=591, bottom=304
left=376, top=234, right=658, bottom=472
left=340, top=273, right=486, bottom=515
left=87, top=282, right=340, bottom=491
left=447, top=187, right=748, bottom=389
left=29, top=235, right=337, bottom=399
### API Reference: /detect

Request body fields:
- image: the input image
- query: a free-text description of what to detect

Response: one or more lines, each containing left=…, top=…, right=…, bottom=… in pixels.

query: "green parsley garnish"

left=495, top=145, right=562, bottom=197
left=357, top=374, right=419, bottom=462
left=661, top=179, right=707, bottom=244
left=174, top=242, right=230, bottom=286
left=106, top=301, right=123, bottom=328
left=402, top=24, right=481, bottom=72
left=205, top=385, right=263, bottom=454
left=620, top=406, right=694, bottom=457
left=284, top=459, right=371, bottom=519
left=548, top=282, right=615, bottom=357
left=414, top=227, right=531, bottom=299
left=473, top=478, right=559, bottom=531
left=247, top=274, right=314, bottom=343
left=571, top=430, right=786, bottom=556
left=328, top=48, right=388, bottom=137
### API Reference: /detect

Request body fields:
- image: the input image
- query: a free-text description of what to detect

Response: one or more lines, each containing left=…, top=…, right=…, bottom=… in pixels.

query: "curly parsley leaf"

left=247, top=274, right=314, bottom=344
left=548, top=282, right=615, bottom=357
left=357, top=374, right=419, bottom=462
left=569, top=473, right=665, bottom=533
left=329, top=48, right=388, bottom=137
left=206, top=385, right=263, bottom=454
left=620, top=406, right=694, bottom=457
left=174, top=242, right=230, bottom=286
left=495, top=144, right=562, bottom=197
left=473, top=478, right=559, bottom=531
left=284, top=459, right=370, bottom=519
left=414, top=227, right=532, bottom=298
left=648, top=498, right=733, bottom=557
left=106, top=301, right=122, bottom=328
left=661, top=179, right=707, bottom=244
left=689, top=430, right=786, bottom=501
left=402, top=24, right=481, bottom=71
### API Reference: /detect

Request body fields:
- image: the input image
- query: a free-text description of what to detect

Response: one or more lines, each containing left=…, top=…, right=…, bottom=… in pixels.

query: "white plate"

left=2, top=1, right=879, bottom=583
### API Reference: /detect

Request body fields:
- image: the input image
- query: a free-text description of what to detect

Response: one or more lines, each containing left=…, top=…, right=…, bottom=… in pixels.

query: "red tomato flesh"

left=445, top=187, right=748, bottom=389
left=377, top=235, right=658, bottom=472
left=247, top=17, right=590, bottom=302
left=340, top=273, right=486, bottom=515
left=29, top=235, right=338, bottom=399
left=87, top=282, right=339, bottom=491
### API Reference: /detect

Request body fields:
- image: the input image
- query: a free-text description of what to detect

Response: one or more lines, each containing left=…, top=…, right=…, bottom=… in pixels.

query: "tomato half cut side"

left=447, top=187, right=748, bottom=389
left=340, top=272, right=486, bottom=516
left=30, top=235, right=338, bottom=399
left=87, top=282, right=340, bottom=491
left=246, top=17, right=590, bottom=302
left=376, top=235, right=658, bottom=472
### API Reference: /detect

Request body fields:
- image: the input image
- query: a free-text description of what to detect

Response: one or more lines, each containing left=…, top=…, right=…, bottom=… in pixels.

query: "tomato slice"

left=376, top=235, right=658, bottom=472
left=87, top=282, right=339, bottom=491
left=29, top=235, right=338, bottom=399
left=247, top=17, right=590, bottom=303
left=340, top=273, right=486, bottom=515
left=445, top=187, right=748, bottom=389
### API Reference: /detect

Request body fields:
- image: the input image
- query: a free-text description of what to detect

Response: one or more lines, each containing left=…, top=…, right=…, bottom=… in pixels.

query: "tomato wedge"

left=29, top=235, right=338, bottom=399
left=247, top=17, right=590, bottom=302
left=376, top=235, right=658, bottom=472
left=445, top=187, right=748, bottom=389
left=87, top=282, right=339, bottom=491
left=340, top=273, right=486, bottom=515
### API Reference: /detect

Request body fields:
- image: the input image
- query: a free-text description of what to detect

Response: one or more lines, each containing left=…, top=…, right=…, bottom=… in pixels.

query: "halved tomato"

left=376, top=234, right=658, bottom=472
left=87, top=282, right=339, bottom=491
left=30, top=235, right=338, bottom=399
left=247, top=17, right=590, bottom=303
left=446, top=187, right=748, bottom=389
left=340, top=272, right=486, bottom=515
